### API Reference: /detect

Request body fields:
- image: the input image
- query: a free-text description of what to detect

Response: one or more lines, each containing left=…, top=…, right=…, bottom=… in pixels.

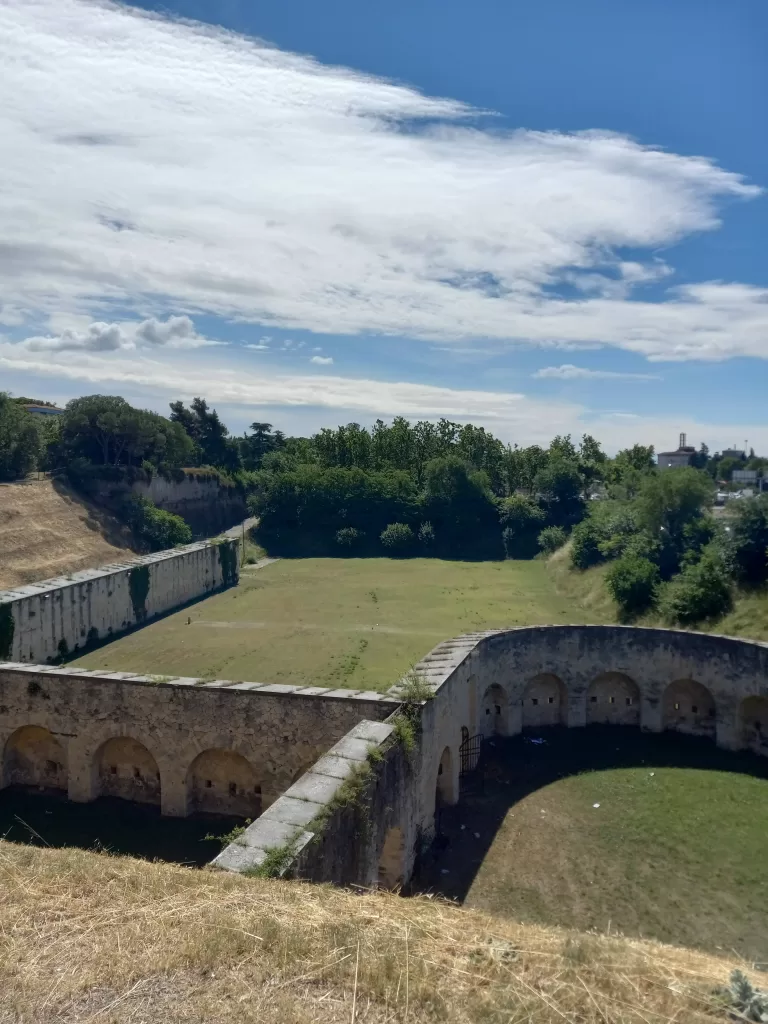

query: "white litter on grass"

left=650, top=772, right=655, bottom=777
left=593, top=803, right=600, bottom=809
left=474, top=832, right=480, bottom=839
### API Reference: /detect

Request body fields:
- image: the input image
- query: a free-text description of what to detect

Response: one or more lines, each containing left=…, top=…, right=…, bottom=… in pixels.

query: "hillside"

left=546, top=543, right=768, bottom=644
left=0, top=841, right=749, bottom=1024
left=0, top=477, right=137, bottom=591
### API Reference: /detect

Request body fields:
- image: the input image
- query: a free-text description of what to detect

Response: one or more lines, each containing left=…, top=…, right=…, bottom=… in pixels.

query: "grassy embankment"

left=0, top=839, right=755, bottom=1024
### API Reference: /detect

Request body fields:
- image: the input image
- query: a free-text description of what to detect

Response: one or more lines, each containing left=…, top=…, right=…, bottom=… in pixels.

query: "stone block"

left=239, top=817, right=300, bottom=850
left=263, top=795, right=325, bottom=828
left=349, top=721, right=394, bottom=744
left=327, top=735, right=372, bottom=761
left=288, top=772, right=343, bottom=804
left=310, top=754, right=357, bottom=780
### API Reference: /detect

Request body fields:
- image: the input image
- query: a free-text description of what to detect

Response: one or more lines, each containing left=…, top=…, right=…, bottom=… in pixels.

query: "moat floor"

left=417, top=727, right=768, bottom=962
left=69, top=556, right=613, bottom=689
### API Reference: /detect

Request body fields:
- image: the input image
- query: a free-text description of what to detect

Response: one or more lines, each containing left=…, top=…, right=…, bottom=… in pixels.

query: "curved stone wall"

left=412, top=625, right=768, bottom=853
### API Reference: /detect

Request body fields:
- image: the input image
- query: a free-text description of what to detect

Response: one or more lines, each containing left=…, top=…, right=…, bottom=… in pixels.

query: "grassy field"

left=71, top=555, right=615, bottom=690
left=0, top=839, right=751, bottom=1024
left=423, top=730, right=768, bottom=961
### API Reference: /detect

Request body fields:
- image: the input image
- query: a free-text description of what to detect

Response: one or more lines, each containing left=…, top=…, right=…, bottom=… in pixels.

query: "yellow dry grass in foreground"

left=0, top=842, right=747, bottom=1024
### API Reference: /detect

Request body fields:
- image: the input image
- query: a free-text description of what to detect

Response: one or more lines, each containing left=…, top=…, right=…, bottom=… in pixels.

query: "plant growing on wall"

left=217, top=540, right=238, bottom=587
left=129, top=565, right=151, bottom=622
left=0, top=603, right=14, bottom=659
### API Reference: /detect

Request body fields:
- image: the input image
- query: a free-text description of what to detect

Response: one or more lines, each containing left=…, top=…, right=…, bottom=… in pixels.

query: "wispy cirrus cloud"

left=310, top=355, right=334, bottom=365
left=533, top=364, right=661, bottom=381
left=0, top=0, right=764, bottom=362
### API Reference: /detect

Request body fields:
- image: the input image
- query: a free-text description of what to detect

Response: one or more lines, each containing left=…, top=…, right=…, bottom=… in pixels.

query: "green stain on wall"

left=218, top=541, right=238, bottom=588
left=0, top=603, right=14, bottom=660
left=129, top=565, right=151, bottom=622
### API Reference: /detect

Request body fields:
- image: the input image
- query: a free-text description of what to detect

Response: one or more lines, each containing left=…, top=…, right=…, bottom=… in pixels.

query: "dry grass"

left=0, top=478, right=136, bottom=590
left=0, top=840, right=749, bottom=1024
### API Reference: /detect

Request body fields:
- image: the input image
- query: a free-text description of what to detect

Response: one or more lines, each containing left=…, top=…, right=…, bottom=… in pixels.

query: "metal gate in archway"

left=459, top=732, right=482, bottom=778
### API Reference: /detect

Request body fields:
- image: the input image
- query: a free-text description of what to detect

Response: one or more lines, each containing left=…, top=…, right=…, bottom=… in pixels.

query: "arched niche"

left=187, top=748, right=261, bottom=817
left=740, top=697, right=768, bottom=755
left=522, top=674, right=567, bottom=728
left=586, top=673, right=640, bottom=726
left=481, top=684, right=509, bottom=736
left=3, top=725, right=67, bottom=792
left=662, top=679, right=716, bottom=738
left=95, top=736, right=161, bottom=805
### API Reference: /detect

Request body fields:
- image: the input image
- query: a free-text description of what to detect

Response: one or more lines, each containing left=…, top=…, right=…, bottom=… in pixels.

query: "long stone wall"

left=0, top=663, right=396, bottom=815
left=0, top=538, right=240, bottom=664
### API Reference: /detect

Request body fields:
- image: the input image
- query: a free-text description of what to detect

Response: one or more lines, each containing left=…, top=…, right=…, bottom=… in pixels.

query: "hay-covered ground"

left=0, top=840, right=752, bottom=1024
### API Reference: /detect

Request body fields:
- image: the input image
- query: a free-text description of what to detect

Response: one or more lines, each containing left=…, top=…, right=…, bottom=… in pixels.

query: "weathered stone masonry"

left=0, top=538, right=240, bottom=664
left=1, top=622, right=767, bottom=891
left=0, top=663, right=397, bottom=815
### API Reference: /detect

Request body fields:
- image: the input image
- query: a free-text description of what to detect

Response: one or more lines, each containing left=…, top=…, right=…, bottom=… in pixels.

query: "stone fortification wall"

left=0, top=538, right=240, bottom=664
left=409, top=625, right=768, bottom=850
left=132, top=474, right=246, bottom=538
left=213, top=625, right=768, bottom=888
left=0, top=663, right=396, bottom=815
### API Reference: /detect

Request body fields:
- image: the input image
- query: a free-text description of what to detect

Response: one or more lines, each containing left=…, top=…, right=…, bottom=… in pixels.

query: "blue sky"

left=0, top=0, right=766, bottom=452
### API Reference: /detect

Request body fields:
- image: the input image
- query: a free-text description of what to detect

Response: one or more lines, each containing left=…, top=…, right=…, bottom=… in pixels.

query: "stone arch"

left=378, top=825, right=405, bottom=889
left=740, top=697, right=768, bottom=755
left=94, top=736, right=161, bottom=805
left=460, top=725, right=470, bottom=745
left=522, top=674, right=567, bottom=729
left=586, top=672, right=640, bottom=726
left=662, top=679, right=716, bottom=738
left=187, top=749, right=262, bottom=818
left=3, top=726, right=68, bottom=791
left=436, top=745, right=456, bottom=806
left=481, top=683, right=508, bottom=736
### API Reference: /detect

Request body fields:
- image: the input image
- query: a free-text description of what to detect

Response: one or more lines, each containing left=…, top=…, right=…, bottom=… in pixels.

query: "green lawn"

left=422, top=730, right=768, bottom=960
left=70, top=556, right=614, bottom=690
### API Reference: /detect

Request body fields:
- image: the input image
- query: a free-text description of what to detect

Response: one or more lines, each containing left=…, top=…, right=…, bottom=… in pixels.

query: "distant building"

left=657, top=433, right=696, bottom=470
left=732, top=469, right=758, bottom=485
left=23, top=404, right=64, bottom=417
left=721, top=448, right=746, bottom=460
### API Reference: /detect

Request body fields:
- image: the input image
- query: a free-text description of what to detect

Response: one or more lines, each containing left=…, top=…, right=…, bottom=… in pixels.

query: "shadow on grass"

left=413, top=726, right=768, bottom=903
left=0, top=788, right=246, bottom=866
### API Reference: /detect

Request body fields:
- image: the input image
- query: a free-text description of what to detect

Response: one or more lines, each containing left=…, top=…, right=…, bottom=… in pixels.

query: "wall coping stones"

left=0, top=661, right=401, bottom=708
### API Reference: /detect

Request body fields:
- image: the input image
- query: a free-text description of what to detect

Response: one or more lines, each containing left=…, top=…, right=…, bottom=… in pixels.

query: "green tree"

left=658, top=546, right=732, bottom=625
left=727, top=496, right=768, bottom=585
left=605, top=555, right=659, bottom=619
left=0, top=393, right=41, bottom=480
left=634, top=468, right=713, bottom=575
left=498, top=494, right=546, bottom=559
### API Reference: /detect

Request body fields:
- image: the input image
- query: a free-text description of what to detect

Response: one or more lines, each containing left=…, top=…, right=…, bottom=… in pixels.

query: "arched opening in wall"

left=740, top=697, right=768, bottom=755
left=586, top=673, right=640, bottom=726
left=522, top=674, right=567, bottom=729
left=662, top=680, right=716, bottom=738
left=3, top=726, right=68, bottom=792
left=95, top=737, right=161, bottom=806
left=378, top=825, right=405, bottom=890
left=481, top=684, right=508, bottom=736
left=187, top=750, right=262, bottom=818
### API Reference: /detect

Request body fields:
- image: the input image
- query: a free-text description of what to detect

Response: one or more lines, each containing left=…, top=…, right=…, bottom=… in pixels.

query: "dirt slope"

left=0, top=477, right=137, bottom=590
left=0, top=840, right=748, bottom=1024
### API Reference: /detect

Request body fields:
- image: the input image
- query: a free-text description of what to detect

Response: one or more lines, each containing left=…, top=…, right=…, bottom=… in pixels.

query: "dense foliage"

left=123, top=496, right=192, bottom=550
left=0, top=393, right=44, bottom=481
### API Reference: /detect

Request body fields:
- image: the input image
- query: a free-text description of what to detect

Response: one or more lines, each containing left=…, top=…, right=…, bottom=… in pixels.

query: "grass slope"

left=72, top=556, right=614, bottom=690
left=0, top=477, right=136, bottom=591
left=426, top=731, right=768, bottom=961
left=0, top=840, right=751, bottom=1024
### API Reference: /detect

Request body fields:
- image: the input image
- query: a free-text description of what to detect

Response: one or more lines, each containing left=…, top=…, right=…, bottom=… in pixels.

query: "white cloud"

left=0, top=0, right=764, bottom=361
left=533, top=364, right=661, bottom=381
left=2, top=342, right=767, bottom=454
left=310, top=355, right=334, bottom=365
left=15, top=315, right=220, bottom=353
